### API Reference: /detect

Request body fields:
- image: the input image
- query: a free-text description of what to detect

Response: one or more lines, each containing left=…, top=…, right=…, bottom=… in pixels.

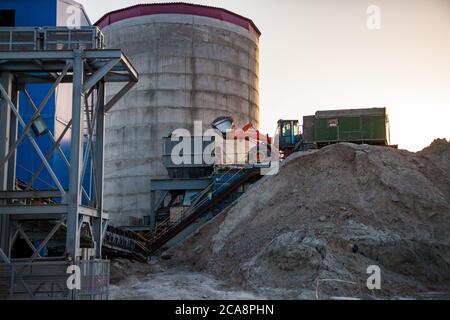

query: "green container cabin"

left=303, top=108, right=388, bottom=147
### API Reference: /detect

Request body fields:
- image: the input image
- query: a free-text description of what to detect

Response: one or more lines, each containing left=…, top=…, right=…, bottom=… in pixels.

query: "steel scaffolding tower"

left=0, top=27, right=138, bottom=299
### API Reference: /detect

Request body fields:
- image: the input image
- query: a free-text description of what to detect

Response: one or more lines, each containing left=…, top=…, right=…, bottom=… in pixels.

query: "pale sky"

left=78, top=0, right=450, bottom=151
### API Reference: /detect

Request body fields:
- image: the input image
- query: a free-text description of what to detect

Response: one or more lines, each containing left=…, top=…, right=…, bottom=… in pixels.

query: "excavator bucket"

left=211, top=116, right=234, bottom=134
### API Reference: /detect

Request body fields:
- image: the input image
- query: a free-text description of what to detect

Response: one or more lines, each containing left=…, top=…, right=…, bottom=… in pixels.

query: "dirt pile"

left=110, top=259, right=151, bottom=284
left=418, top=138, right=450, bottom=178
left=169, top=140, right=450, bottom=299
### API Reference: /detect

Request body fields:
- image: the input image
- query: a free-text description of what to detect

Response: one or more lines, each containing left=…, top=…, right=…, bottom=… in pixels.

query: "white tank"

left=97, top=3, right=260, bottom=226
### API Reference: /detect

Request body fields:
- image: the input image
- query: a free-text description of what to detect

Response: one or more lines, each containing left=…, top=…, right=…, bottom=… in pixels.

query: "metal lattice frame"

left=0, top=28, right=138, bottom=270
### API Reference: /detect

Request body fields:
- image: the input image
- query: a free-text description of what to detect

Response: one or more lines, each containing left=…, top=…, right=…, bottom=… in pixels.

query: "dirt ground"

left=109, top=259, right=265, bottom=300
left=113, top=139, right=450, bottom=300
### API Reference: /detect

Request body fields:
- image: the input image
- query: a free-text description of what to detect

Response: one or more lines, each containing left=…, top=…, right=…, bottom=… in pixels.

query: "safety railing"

left=0, top=26, right=104, bottom=51
left=0, top=259, right=109, bottom=300
left=74, top=260, right=110, bottom=300
left=149, top=167, right=249, bottom=245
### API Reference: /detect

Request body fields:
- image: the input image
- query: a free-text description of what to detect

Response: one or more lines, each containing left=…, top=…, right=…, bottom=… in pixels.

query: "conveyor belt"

left=146, top=168, right=259, bottom=254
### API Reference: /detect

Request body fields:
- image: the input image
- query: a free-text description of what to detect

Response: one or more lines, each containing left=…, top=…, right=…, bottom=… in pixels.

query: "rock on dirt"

left=110, top=259, right=151, bottom=285
left=168, top=140, right=450, bottom=299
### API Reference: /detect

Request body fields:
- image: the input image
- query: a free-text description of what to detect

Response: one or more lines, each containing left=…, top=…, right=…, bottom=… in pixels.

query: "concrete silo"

left=96, top=3, right=261, bottom=226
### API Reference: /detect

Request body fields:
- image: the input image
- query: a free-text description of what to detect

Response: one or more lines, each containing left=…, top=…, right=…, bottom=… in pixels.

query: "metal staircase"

left=146, top=167, right=259, bottom=253
left=96, top=168, right=259, bottom=260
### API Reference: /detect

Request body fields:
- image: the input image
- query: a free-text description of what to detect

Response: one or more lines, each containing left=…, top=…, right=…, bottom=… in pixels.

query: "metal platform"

left=0, top=27, right=104, bottom=51
left=0, top=26, right=138, bottom=299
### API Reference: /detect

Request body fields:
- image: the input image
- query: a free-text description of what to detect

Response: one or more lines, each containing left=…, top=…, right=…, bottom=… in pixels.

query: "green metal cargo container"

left=303, top=108, right=388, bottom=147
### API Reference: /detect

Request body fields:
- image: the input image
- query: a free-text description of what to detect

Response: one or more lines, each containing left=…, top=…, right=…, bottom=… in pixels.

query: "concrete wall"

left=102, top=14, right=260, bottom=226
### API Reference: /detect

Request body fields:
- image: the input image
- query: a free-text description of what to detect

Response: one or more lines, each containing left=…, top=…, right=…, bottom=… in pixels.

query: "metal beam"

left=66, top=50, right=83, bottom=260
left=0, top=248, right=10, bottom=264
left=155, top=191, right=168, bottom=212
left=31, top=219, right=65, bottom=259
left=10, top=214, right=64, bottom=221
left=9, top=227, right=19, bottom=254
left=119, top=53, right=139, bottom=82
left=24, top=118, right=72, bottom=192
left=0, top=205, right=68, bottom=215
left=23, top=89, right=71, bottom=169
left=0, top=73, right=12, bottom=187
left=93, top=82, right=105, bottom=257
left=105, top=72, right=136, bottom=83
left=0, top=50, right=138, bottom=77
left=82, top=58, right=119, bottom=93
left=150, top=178, right=211, bottom=191
left=0, top=190, right=63, bottom=199
left=18, top=226, right=41, bottom=258
left=0, top=62, right=72, bottom=169
left=80, top=91, right=99, bottom=202
left=0, top=63, right=70, bottom=73
left=6, top=82, right=18, bottom=193
left=104, top=81, right=136, bottom=113
left=15, top=74, right=72, bottom=84
left=78, top=206, right=100, bottom=218
left=0, top=73, right=13, bottom=254
left=0, top=49, right=122, bottom=61
left=0, top=80, right=67, bottom=194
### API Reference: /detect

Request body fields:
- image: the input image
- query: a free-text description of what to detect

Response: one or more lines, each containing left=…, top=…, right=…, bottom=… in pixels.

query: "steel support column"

left=149, top=188, right=156, bottom=237
left=66, top=50, right=83, bottom=260
left=0, top=73, right=13, bottom=253
left=6, top=82, right=18, bottom=192
left=93, top=82, right=105, bottom=257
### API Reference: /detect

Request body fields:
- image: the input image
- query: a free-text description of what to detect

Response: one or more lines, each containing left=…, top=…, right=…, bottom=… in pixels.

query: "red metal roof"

left=95, top=2, right=261, bottom=37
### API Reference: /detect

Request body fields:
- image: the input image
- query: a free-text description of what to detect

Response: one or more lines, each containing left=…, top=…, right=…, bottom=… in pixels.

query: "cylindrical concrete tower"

left=96, top=3, right=260, bottom=226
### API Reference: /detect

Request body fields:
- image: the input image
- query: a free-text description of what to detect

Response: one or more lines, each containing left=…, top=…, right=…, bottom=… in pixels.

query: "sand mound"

left=169, top=140, right=450, bottom=299
left=418, top=138, right=450, bottom=177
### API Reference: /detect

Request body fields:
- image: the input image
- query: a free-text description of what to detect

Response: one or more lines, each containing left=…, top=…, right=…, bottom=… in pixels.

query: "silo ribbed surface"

left=97, top=3, right=260, bottom=225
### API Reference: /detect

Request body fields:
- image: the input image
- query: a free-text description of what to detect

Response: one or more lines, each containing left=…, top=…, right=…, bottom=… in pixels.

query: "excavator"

left=211, top=116, right=275, bottom=164
left=211, top=116, right=314, bottom=161
left=276, top=119, right=317, bottom=159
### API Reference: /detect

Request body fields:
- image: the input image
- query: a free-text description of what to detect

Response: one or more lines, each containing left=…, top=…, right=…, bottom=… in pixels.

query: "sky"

left=77, top=0, right=450, bottom=151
